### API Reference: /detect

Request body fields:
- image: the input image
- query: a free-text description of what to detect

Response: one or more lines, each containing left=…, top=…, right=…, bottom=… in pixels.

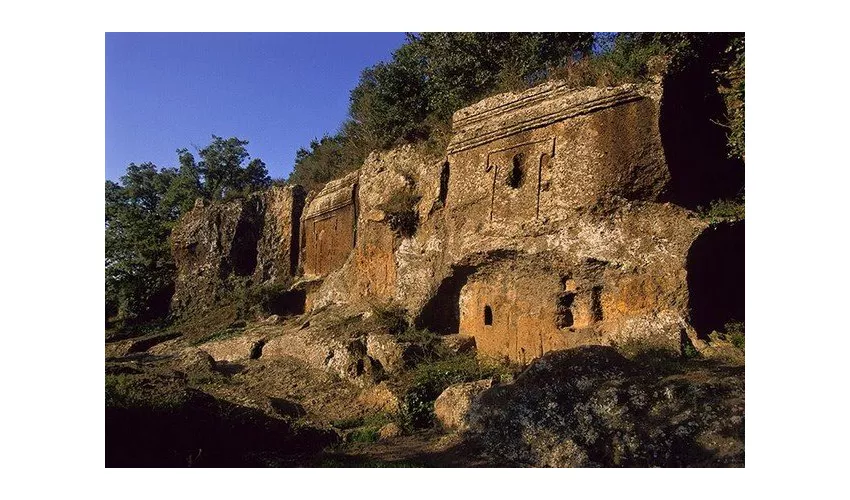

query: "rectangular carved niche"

left=301, top=179, right=358, bottom=276
left=486, top=138, right=555, bottom=223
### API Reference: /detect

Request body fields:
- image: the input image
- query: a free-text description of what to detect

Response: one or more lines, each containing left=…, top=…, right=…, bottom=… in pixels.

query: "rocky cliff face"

left=170, top=77, right=743, bottom=363
left=170, top=185, right=305, bottom=318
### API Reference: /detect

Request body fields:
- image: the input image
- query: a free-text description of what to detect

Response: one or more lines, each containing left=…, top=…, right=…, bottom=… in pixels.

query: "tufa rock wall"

left=170, top=78, right=744, bottom=363
left=170, top=185, right=305, bottom=317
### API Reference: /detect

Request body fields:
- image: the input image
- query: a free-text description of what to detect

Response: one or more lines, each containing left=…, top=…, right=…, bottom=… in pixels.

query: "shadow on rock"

left=466, top=345, right=744, bottom=467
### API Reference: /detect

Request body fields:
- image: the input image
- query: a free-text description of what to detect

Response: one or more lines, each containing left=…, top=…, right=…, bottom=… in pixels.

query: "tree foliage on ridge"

left=106, top=137, right=270, bottom=323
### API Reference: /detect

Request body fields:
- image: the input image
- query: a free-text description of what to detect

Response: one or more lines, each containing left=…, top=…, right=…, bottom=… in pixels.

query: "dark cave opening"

left=414, top=266, right=476, bottom=334
left=484, top=305, right=493, bottom=326
left=686, top=221, right=745, bottom=337
left=659, top=66, right=744, bottom=210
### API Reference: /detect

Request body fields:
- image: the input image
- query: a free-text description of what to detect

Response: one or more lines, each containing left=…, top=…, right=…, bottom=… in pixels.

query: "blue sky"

left=106, top=33, right=408, bottom=182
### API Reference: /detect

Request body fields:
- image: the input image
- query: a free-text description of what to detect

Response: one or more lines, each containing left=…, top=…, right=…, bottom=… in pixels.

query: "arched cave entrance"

left=484, top=305, right=493, bottom=326
left=414, top=265, right=476, bottom=334
left=686, top=221, right=745, bottom=337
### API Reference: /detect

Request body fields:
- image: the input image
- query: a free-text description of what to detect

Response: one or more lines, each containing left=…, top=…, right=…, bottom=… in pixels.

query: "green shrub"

left=682, top=339, right=702, bottom=359
left=398, top=354, right=512, bottom=430
left=725, top=320, right=745, bottom=350
left=378, top=190, right=421, bottom=238
left=348, top=427, right=380, bottom=443
left=717, top=37, right=745, bottom=161
left=371, top=303, right=409, bottom=335
left=105, top=373, right=188, bottom=411
left=698, top=197, right=745, bottom=223
left=332, top=413, right=392, bottom=444
left=549, top=38, right=666, bottom=88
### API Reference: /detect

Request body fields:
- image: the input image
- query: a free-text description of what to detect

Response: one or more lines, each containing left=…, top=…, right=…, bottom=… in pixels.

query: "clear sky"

left=106, top=33, right=408, bottom=182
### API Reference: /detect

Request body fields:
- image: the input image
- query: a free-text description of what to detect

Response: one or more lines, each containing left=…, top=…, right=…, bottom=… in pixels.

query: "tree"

left=105, top=163, right=190, bottom=322
left=106, top=136, right=271, bottom=324
left=178, top=135, right=271, bottom=201
left=291, top=33, right=596, bottom=188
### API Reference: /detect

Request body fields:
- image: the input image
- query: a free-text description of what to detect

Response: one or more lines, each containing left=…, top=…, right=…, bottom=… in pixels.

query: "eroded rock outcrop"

left=170, top=77, right=744, bottom=366
left=434, top=379, right=493, bottom=431
left=302, top=80, right=740, bottom=361
left=170, top=185, right=305, bottom=317
left=466, top=347, right=744, bottom=467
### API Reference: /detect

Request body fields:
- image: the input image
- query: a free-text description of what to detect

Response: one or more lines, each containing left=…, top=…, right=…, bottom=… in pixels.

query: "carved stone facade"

left=300, top=171, right=359, bottom=277
left=170, top=185, right=304, bottom=316
left=170, top=79, right=744, bottom=364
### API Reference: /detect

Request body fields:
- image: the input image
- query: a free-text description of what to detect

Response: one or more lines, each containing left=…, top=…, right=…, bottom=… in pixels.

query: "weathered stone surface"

left=440, top=334, right=476, bottom=355
left=300, top=171, right=359, bottom=278
left=365, top=334, right=407, bottom=374
left=105, top=332, right=182, bottom=358
left=147, top=338, right=181, bottom=356
left=260, top=311, right=383, bottom=386
left=299, top=81, right=727, bottom=362
left=262, top=314, right=281, bottom=324
left=356, top=382, right=401, bottom=414
left=197, top=333, right=265, bottom=362
left=467, top=346, right=744, bottom=467
left=177, top=348, right=216, bottom=374
left=378, top=422, right=402, bottom=440
left=105, top=340, right=133, bottom=358
left=170, top=186, right=304, bottom=318
left=168, top=78, right=743, bottom=366
left=255, top=186, right=306, bottom=283
left=434, top=379, right=493, bottom=431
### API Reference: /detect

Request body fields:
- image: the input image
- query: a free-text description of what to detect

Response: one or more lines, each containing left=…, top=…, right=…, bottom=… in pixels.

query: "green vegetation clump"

left=378, top=190, right=421, bottom=238
left=682, top=339, right=702, bottom=359
left=331, top=413, right=393, bottom=444
left=287, top=33, right=596, bottom=191
left=286, top=32, right=744, bottom=195
left=398, top=353, right=516, bottom=430
left=371, top=303, right=409, bottom=335
left=725, top=320, right=745, bottom=351
left=716, top=37, right=745, bottom=161
left=106, top=136, right=271, bottom=326
left=105, top=373, right=189, bottom=411
left=698, top=196, right=745, bottom=223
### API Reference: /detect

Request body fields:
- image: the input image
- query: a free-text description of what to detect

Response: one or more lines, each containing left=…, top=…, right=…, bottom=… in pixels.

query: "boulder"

left=440, top=334, right=476, bottom=355
left=366, top=334, right=407, bottom=373
left=467, top=346, right=745, bottom=467
left=177, top=348, right=216, bottom=374
left=198, top=334, right=264, bottom=362
left=434, top=379, right=493, bottom=431
left=263, top=314, right=281, bottom=324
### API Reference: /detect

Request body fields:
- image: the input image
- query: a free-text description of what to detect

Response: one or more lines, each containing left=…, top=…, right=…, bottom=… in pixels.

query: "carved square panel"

left=486, top=138, right=555, bottom=223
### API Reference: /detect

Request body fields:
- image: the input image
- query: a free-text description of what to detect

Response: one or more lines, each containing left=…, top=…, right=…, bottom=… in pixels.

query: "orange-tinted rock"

left=168, top=78, right=743, bottom=368
left=434, top=379, right=493, bottom=431
left=300, top=172, right=358, bottom=277
left=170, top=186, right=305, bottom=317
